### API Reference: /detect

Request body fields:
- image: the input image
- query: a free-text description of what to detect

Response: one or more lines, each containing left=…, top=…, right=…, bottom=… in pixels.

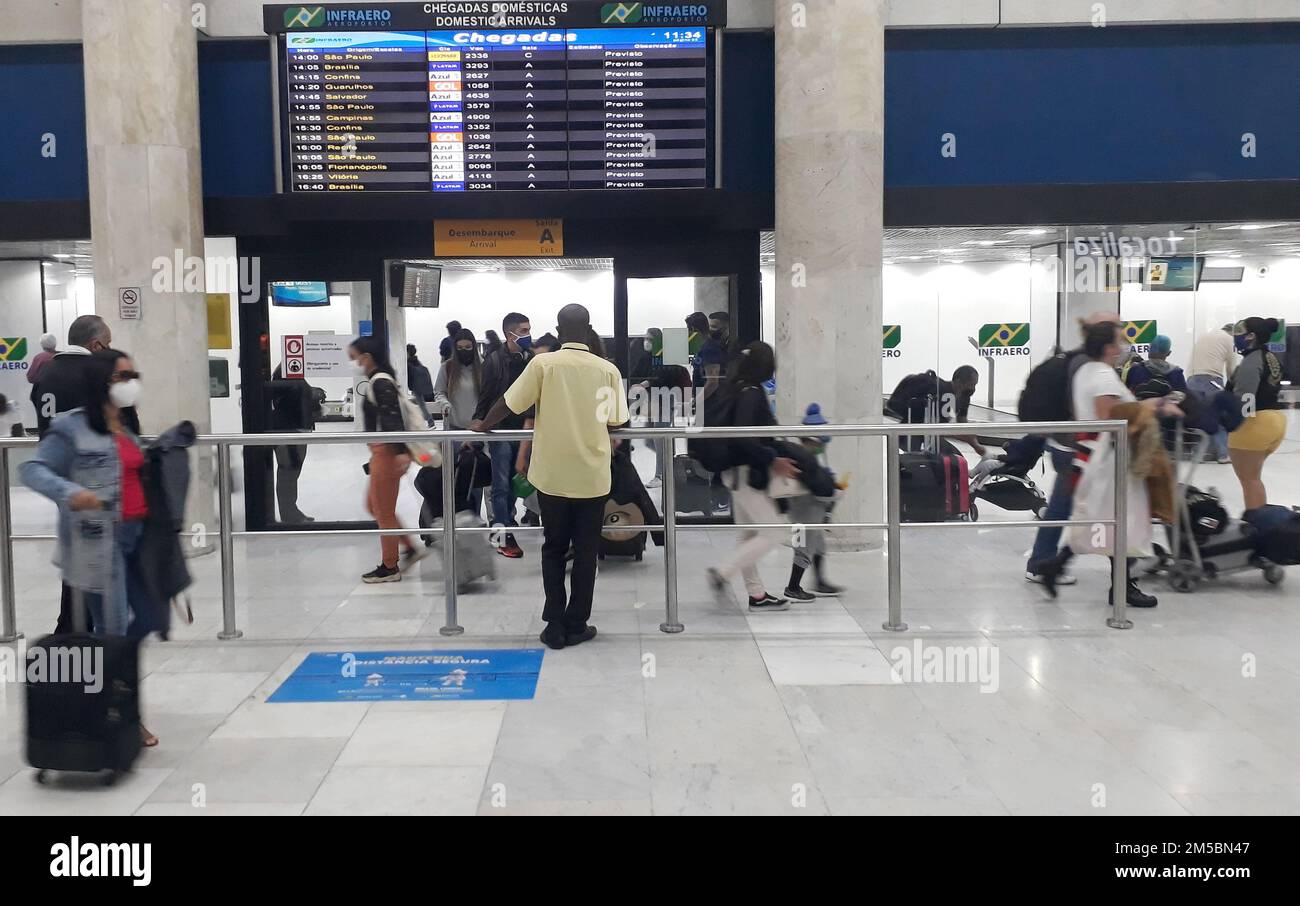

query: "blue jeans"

left=489, top=440, right=520, bottom=529
left=84, top=519, right=154, bottom=638
left=1027, top=446, right=1077, bottom=570
left=1187, top=373, right=1229, bottom=459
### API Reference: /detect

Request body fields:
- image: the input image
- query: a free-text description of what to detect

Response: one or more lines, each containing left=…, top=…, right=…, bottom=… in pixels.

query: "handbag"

left=765, top=472, right=805, bottom=499
left=368, top=373, right=442, bottom=468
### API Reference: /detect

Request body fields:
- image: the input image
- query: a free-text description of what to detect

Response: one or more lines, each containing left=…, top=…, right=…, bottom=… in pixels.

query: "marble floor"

left=1, top=420, right=1298, bottom=816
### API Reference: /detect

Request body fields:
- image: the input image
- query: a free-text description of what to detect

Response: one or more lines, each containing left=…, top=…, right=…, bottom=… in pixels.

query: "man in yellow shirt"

left=473, top=304, right=629, bottom=650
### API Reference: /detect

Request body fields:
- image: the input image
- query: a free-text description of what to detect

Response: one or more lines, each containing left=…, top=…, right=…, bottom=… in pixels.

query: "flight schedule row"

left=284, top=29, right=710, bottom=191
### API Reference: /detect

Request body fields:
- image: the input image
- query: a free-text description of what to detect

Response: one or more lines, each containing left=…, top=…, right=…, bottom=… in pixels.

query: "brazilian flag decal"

left=882, top=325, right=901, bottom=349
left=0, top=338, right=28, bottom=361
left=978, top=323, right=1030, bottom=348
left=1123, top=320, right=1157, bottom=344
left=601, top=2, right=644, bottom=23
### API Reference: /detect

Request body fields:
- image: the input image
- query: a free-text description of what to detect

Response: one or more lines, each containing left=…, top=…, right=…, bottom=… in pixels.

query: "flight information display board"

left=270, top=3, right=723, bottom=193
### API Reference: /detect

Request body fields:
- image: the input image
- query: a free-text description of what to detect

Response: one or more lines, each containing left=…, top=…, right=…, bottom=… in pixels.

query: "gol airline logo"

left=602, top=3, right=644, bottom=24
left=284, top=6, right=325, bottom=28
left=978, top=323, right=1030, bottom=357
left=0, top=337, right=29, bottom=369
left=882, top=325, right=901, bottom=358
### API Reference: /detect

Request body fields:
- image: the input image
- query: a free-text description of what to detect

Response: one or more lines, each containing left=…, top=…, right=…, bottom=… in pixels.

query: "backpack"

left=369, top=373, right=442, bottom=468
left=1018, top=350, right=1084, bottom=423
left=686, top=385, right=741, bottom=473
left=886, top=371, right=939, bottom=420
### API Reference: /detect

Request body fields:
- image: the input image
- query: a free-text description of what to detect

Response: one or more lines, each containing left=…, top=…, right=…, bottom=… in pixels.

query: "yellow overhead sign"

left=434, top=219, right=564, bottom=257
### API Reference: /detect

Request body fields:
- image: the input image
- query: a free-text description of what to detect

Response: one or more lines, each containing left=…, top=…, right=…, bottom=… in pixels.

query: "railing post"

left=659, top=431, right=683, bottom=633
left=883, top=438, right=907, bottom=631
left=1108, top=423, right=1132, bottom=630
left=216, top=443, right=242, bottom=640
left=439, top=436, right=464, bottom=636
left=0, top=448, right=23, bottom=644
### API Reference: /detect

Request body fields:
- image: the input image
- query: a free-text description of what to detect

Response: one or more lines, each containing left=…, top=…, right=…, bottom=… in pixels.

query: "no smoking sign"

left=118, top=287, right=141, bottom=320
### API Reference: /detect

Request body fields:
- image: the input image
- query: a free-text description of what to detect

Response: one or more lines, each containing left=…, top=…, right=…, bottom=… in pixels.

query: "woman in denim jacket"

left=20, top=349, right=158, bottom=745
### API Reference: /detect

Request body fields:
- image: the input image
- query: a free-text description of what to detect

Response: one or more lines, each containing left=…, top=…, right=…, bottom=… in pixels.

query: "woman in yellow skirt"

left=1228, top=317, right=1286, bottom=510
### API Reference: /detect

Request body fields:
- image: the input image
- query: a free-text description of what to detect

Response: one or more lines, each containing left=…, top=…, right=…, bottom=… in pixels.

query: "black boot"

left=1110, top=580, right=1158, bottom=608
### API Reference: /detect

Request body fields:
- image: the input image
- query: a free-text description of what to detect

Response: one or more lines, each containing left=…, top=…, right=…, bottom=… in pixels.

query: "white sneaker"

left=646, top=477, right=662, bottom=489
left=1025, top=570, right=1077, bottom=586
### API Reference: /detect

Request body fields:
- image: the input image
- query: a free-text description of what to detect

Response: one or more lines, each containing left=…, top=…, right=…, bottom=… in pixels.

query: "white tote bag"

left=1067, top=434, right=1152, bottom=558
left=367, top=373, right=442, bottom=468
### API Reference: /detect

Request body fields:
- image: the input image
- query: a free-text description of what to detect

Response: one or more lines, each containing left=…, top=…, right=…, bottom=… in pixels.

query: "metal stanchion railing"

left=0, top=448, right=21, bottom=644
left=1108, top=424, right=1132, bottom=630
left=0, top=419, right=1130, bottom=642
left=439, top=435, right=463, bottom=636
left=884, top=440, right=905, bottom=632
left=216, top=443, right=241, bottom=640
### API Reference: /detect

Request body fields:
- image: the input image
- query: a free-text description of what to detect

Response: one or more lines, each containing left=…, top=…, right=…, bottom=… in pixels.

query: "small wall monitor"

left=270, top=281, right=330, bottom=306
left=397, top=263, right=443, bottom=308
left=1145, top=256, right=1205, bottom=291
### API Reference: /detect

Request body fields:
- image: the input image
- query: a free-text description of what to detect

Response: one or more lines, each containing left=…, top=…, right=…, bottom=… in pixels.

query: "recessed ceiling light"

left=52, top=253, right=72, bottom=259
left=1006, top=228, right=1050, bottom=236
left=1225, top=223, right=1285, bottom=231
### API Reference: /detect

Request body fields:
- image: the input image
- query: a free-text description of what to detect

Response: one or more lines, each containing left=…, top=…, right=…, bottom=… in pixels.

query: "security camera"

left=1257, top=265, right=1269, bottom=278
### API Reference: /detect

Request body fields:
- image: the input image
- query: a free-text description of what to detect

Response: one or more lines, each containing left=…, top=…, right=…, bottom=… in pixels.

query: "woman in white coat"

left=1040, top=320, right=1180, bottom=607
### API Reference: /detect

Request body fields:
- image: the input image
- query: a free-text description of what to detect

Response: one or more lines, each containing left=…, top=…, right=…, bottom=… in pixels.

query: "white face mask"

left=109, top=379, right=142, bottom=409
left=352, top=360, right=368, bottom=377
left=644, top=339, right=654, bottom=352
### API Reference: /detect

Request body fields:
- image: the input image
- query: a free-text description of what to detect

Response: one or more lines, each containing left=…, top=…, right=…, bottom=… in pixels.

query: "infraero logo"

left=1123, top=320, right=1157, bottom=345
left=283, top=6, right=325, bottom=29
left=978, top=323, right=1031, bottom=357
left=882, top=325, right=901, bottom=358
left=0, top=337, right=29, bottom=366
left=602, top=3, right=644, bottom=24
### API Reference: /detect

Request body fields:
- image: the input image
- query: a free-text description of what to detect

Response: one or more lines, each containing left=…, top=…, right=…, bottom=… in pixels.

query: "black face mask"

left=710, top=329, right=725, bottom=341
left=455, top=349, right=475, bottom=366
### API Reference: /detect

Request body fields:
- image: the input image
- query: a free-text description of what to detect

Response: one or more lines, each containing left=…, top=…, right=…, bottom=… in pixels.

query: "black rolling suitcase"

left=896, top=394, right=973, bottom=522
left=26, top=590, right=142, bottom=785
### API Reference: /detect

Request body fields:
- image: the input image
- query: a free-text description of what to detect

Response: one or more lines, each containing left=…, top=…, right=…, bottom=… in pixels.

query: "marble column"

left=774, top=0, right=886, bottom=548
left=83, top=0, right=214, bottom=545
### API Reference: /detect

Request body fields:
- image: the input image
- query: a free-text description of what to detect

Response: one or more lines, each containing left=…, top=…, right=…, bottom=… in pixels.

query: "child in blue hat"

left=784, top=403, right=845, bottom=600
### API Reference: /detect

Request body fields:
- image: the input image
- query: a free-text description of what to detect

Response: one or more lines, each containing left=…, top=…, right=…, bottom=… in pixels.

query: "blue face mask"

left=512, top=332, right=533, bottom=352
left=1234, top=333, right=1251, bottom=354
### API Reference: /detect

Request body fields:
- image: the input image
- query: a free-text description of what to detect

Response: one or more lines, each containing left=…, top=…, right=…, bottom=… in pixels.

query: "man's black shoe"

left=565, top=625, right=598, bottom=646
left=539, top=626, right=567, bottom=650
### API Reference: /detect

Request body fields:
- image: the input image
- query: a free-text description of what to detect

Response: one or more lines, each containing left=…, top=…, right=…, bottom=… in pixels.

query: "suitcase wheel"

left=102, top=770, right=120, bottom=787
left=1264, top=565, right=1285, bottom=586
left=967, top=502, right=979, bottom=523
left=635, top=552, right=643, bottom=562
left=34, top=770, right=48, bottom=785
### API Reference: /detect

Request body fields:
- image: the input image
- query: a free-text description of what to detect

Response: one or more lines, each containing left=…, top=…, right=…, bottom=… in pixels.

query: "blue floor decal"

left=268, top=649, right=545, bottom=702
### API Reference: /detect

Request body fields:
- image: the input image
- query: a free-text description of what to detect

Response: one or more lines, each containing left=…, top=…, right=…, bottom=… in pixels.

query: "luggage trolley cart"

left=1148, top=424, right=1286, bottom=592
